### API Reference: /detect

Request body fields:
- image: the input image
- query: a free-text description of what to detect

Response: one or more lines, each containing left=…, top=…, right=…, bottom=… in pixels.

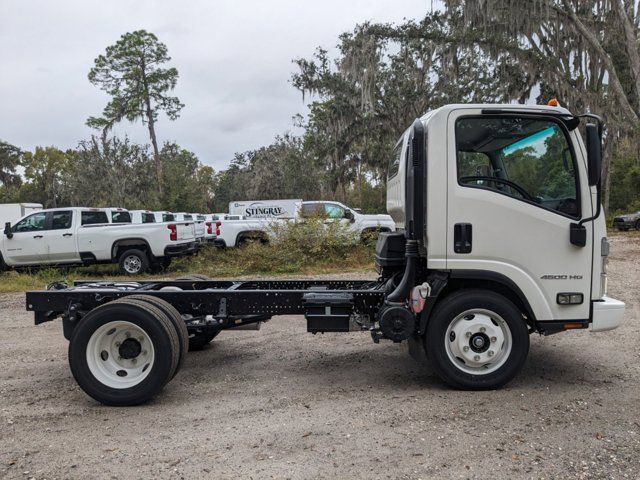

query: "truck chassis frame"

left=27, top=279, right=388, bottom=338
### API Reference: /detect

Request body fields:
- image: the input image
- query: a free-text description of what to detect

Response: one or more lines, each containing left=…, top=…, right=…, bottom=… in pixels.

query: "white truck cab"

left=103, top=207, right=132, bottom=224
left=130, top=210, right=157, bottom=224
left=300, top=200, right=395, bottom=235
left=376, top=104, right=624, bottom=388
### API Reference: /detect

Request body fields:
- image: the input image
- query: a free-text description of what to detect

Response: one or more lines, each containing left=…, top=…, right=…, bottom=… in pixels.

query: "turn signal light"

left=167, top=223, right=177, bottom=241
left=206, top=221, right=213, bottom=235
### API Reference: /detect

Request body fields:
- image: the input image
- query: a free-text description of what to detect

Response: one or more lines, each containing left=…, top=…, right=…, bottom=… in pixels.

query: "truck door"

left=447, top=111, right=593, bottom=321
left=41, top=210, right=80, bottom=263
left=4, top=211, right=48, bottom=264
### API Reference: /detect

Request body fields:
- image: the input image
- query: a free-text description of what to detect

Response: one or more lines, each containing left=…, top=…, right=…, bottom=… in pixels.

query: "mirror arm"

left=578, top=180, right=601, bottom=227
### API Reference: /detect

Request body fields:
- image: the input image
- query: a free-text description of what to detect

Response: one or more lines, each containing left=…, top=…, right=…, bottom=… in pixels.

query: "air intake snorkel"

left=386, top=119, right=425, bottom=305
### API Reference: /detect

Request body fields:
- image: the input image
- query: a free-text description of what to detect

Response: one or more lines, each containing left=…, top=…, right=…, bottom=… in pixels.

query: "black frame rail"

left=26, top=279, right=387, bottom=325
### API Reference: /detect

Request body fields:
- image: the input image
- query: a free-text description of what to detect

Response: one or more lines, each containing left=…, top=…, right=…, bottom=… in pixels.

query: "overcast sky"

left=0, top=0, right=430, bottom=171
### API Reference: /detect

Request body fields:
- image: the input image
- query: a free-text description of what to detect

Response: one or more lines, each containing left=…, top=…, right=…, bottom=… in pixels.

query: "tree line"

left=1, top=2, right=639, bottom=215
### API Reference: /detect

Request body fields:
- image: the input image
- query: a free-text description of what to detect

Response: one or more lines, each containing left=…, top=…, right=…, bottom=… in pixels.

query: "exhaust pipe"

left=377, top=119, right=425, bottom=342
left=386, top=118, right=425, bottom=305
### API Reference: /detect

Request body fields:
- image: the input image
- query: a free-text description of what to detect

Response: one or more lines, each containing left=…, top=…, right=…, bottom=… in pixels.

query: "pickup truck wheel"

left=68, top=300, right=180, bottom=406
left=121, top=296, right=189, bottom=379
left=425, top=290, right=529, bottom=390
left=188, top=330, right=220, bottom=351
left=635, top=220, right=640, bottom=230
left=119, top=249, right=149, bottom=275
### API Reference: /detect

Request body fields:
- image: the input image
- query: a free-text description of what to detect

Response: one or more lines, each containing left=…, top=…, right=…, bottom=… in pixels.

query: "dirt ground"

left=0, top=233, right=638, bottom=479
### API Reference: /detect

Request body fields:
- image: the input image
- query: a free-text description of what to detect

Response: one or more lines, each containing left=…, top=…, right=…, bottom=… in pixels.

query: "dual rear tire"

left=68, top=296, right=188, bottom=406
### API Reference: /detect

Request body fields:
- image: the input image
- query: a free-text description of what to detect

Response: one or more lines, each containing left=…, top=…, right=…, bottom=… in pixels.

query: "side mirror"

left=586, top=123, right=602, bottom=186
left=344, top=210, right=355, bottom=222
left=4, top=222, right=13, bottom=239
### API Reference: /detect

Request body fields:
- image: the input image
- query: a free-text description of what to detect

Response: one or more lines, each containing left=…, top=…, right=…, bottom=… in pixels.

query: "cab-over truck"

left=26, top=104, right=625, bottom=406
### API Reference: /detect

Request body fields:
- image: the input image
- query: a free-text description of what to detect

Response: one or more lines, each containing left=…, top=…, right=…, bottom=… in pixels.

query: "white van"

left=229, top=199, right=302, bottom=219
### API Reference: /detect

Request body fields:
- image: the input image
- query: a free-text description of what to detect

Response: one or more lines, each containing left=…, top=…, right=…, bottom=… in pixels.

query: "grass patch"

left=0, top=219, right=377, bottom=293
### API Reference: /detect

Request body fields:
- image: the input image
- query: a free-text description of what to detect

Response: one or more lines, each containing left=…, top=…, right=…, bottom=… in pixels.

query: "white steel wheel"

left=425, top=289, right=530, bottom=390
left=444, top=309, right=512, bottom=375
left=86, top=320, right=155, bottom=389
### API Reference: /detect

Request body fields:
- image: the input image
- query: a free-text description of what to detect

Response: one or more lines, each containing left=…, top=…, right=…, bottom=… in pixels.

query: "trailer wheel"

left=121, top=296, right=189, bottom=379
left=188, top=331, right=220, bottom=351
left=68, top=299, right=180, bottom=406
left=118, top=249, right=149, bottom=275
left=425, top=289, right=529, bottom=390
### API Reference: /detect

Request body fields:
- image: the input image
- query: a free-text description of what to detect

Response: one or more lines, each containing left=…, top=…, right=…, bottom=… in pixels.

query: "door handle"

left=33, top=235, right=43, bottom=239
left=454, top=223, right=472, bottom=254
left=63, top=233, right=73, bottom=237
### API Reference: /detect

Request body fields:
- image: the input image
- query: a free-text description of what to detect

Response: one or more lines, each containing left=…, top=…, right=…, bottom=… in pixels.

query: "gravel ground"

left=0, top=233, right=638, bottom=479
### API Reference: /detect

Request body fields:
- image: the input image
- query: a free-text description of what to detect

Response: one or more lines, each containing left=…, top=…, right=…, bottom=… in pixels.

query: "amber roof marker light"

left=548, top=98, right=559, bottom=107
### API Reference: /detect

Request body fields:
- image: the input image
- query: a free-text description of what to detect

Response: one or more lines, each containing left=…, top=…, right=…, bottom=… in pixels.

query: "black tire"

left=635, top=220, right=640, bottom=231
left=175, top=274, right=211, bottom=281
left=68, top=299, right=180, bottom=406
left=122, top=295, right=189, bottom=379
left=425, top=289, right=529, bottom=390
left=188, top=330, right=220, bottom=351
left=118, top=249, right=149, bottom=276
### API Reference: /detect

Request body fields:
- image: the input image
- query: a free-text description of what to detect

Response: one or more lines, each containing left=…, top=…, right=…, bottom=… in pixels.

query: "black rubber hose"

left=385, top=240, right=418, bottom=304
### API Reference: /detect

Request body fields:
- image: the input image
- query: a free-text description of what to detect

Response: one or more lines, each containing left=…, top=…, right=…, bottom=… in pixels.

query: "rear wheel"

left=121, top=295, right=188, bottom=378
left=635, top=220, right=640, bottom=231
left=425, top=290, right=529, bottom=389
left=118, top=249, right=149, bottom=276
left=68, top=299, right=180, bottom=406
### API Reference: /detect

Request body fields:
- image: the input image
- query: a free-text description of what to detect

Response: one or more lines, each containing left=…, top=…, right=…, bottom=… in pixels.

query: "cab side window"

left=324, top=203, right=346, bottom=219
left=141, top=213, right=155, bottom=223
left=81, top=211, right=109, bottom=225
left=51, top=211, right=73, bottom=230
left=112, top=212, right=131, bottom=223
left=13, top=212, right=47, bottom=232
left=456, top=117, right=580, bottom=218
left=301, top=203, right=324, bottom=218
left=388, top=142, right=402, bottom=180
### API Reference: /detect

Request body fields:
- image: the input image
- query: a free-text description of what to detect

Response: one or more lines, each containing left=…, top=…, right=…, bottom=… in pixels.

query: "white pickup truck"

left=0, top=207, right=197, bottom=275
left=216, top=200, right=395, bottom=248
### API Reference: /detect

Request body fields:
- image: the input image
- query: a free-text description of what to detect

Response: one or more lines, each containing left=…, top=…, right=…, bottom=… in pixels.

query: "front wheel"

left=425, top=290, right=529, bottom=389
